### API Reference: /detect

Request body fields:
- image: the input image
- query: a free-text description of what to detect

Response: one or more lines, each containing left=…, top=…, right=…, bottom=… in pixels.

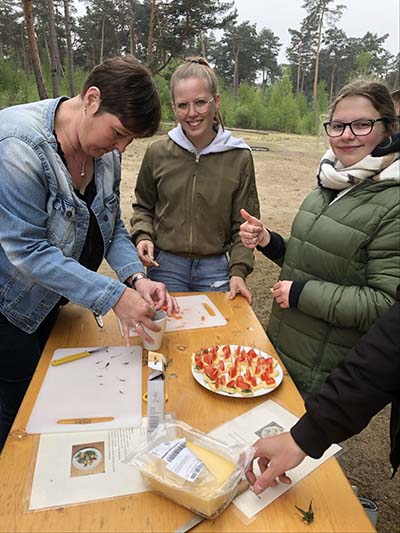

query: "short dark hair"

left=81, top=56, right=161, bottom=137
left=330, top=80, right=397, bottom=136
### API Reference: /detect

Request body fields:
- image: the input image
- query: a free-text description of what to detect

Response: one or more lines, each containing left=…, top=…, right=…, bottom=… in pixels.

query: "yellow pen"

left=51, top=347, right=109, bottom=366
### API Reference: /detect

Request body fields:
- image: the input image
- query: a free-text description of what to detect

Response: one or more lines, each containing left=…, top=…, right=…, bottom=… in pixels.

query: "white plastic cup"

left=142, top=310, right=167, bottom=350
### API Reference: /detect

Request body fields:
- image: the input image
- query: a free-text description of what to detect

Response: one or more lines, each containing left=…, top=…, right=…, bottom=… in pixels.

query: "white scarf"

left=317, top=148, right=400, bottom=190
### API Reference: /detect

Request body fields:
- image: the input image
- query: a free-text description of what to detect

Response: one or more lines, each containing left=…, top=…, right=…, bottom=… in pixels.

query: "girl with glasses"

left=131, top=57, right=260, bottom=303
left=239, top=79, right=399, bottom=394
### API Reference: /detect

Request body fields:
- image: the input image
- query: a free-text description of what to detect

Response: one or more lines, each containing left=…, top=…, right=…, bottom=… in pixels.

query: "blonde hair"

left=170, top=56, right=224, bottom=128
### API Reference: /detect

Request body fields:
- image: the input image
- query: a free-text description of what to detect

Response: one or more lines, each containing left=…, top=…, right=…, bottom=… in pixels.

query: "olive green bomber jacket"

left=131, top=136, right=260, bottom=279
left=267, top=179, right=400, bottom=393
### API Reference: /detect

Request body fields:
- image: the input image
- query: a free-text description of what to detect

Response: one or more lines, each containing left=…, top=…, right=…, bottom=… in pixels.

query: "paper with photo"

left=29, top=424, right=149, bottom=510
left=209, top=400, right=341, bottom=519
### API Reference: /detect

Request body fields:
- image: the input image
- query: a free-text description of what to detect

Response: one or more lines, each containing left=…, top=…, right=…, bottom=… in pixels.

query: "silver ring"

left=134, top=322, right=141, bottom=329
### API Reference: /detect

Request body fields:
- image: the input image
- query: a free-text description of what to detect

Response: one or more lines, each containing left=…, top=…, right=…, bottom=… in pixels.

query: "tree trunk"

left=43, top=31, right=51, bottom=68
left=233, top=43, right=240, bottom=97
left=129, top=24, right=137, bottom=55
left=23, top=0, right=48, bottom=99
left=200, top=30, right=206, bottom=58
left=63, top=0, right=75, bottom=96
left=296, top=42, right=303, bottom=94
left=99, top=17, right=105, bottom=63
left=20, top=26, right=30, bottom=75
left=147, top=0, right=156, bottom=66
left=47, top=0, right=61, bottom=97
left=312, top=2, right=326, bottom=129
left=329, top=61, right=335, bottom=102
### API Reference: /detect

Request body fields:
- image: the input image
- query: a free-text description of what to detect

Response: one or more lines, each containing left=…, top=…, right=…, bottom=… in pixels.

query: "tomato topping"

left=255, top=360, right=263, bottom=375
left=250, top=376, right=257, bottom=387
left=218, top=360, right=225, bottom=372
left=195, top=360, right=204, bottom=370
left=204, top=365, right=219, bottom=381
left=220, top=375, right=226, bottom=386
left=244, top=369, right=252, bottom=382
left=238, top=350, right=246, bottom=362
left=229, top=366, right=238, bottom=378
left=247, top=348, right=257, bottom=358
left=261, top=371, right=275, bottom=384
left=226, top=379, right=236, bottom=388
left=236, top=345, right=241, bottom=355
left=203, top=353, right=213, bottom=365
left=236, top=376, right=251, bottom=389
left=222, top=345, right=231, bottom=355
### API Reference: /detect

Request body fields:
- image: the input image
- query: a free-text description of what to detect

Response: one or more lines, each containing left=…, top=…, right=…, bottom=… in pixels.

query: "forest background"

left=0, top=0, right=399, bottom=132
left=0, top=1, right=399, bottom=531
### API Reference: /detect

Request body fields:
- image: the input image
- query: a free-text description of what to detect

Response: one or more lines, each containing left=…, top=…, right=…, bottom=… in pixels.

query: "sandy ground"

left=109, top=130, right=399, bottom=533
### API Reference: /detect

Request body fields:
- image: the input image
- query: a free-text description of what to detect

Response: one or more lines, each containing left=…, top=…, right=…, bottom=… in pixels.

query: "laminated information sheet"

left=210, top=400, right=341, bottom=519
left=29, top=424, right=148, bottom=510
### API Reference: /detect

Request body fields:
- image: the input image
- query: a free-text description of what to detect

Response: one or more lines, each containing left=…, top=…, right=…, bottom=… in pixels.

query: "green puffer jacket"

left=131, top=135, right=260, bottom=279
left=267, top=179, right=400, bottom=393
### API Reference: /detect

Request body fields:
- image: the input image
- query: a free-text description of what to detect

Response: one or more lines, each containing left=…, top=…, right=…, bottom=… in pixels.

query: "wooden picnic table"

left=0, top=292, right=374, bottom=532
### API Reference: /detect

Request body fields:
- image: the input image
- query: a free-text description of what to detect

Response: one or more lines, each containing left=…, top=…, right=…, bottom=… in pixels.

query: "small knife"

left=51, top=347, right=109, bottom=366
left=175, top=516, right=204, bottom=533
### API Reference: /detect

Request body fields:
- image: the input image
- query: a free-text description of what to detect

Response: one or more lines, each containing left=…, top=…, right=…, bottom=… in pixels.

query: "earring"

left=379, top=136, right=393, bottom=150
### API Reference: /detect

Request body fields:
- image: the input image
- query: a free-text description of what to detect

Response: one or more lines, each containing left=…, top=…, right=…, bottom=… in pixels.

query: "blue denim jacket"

left=0, top=98, right=144, bottom=333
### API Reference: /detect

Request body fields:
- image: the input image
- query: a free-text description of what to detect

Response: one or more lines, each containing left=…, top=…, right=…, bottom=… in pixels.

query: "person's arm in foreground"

left=246, top=292, right=400, bottom=494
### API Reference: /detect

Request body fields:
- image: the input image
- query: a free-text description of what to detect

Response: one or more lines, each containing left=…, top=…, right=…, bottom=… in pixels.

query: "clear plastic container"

left=129, top=420, right=253, bottom=518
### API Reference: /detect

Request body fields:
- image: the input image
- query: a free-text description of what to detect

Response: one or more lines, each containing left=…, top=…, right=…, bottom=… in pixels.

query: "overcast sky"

left=232, top=0, right=399, bottom=62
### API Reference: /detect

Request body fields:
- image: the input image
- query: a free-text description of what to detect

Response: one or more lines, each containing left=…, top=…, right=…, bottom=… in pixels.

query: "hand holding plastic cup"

left=142, top=310, right=167, bottom=350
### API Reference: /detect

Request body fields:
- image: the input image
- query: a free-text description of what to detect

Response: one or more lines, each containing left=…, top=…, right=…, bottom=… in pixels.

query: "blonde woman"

left=131, top=57, right=260, bottom=304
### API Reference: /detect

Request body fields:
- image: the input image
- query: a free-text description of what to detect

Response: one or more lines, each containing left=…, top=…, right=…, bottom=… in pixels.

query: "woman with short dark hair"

left=0, top=55, right=176, bottom=451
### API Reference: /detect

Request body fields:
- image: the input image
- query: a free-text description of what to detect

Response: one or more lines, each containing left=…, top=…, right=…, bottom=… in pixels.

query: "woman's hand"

left=229, top=276, right=252, bottom=305
left=246, top=433, right=307, bottom=495
left=135, top=278, right=179, bottom=316
left=271, top=280, right=293, bottom=309
left=136, top=239, right=156, bottom=267
left=240, top=209, right=270, bottom=249
left=113, top=287, right=159, bottom=346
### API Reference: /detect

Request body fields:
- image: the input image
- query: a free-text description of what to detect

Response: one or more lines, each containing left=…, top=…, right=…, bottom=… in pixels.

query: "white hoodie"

left=168, top=123, right=251, bottom=157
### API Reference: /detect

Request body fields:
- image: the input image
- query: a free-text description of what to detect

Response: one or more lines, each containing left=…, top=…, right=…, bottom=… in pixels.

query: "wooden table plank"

left=0, top=293, right=374, bottom=532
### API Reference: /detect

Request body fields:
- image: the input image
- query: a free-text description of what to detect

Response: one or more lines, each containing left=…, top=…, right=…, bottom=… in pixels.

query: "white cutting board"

left=120, top=294, right=227, bottom=337
left=26, top=346, right=142, bottom=434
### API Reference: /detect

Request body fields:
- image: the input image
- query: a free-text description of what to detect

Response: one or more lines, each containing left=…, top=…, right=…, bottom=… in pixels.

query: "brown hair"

left=170, top=56, right=224, bottom=128
left=81, top=56, right=161, bottom=138
left=329, top=79, right=397, bottom=136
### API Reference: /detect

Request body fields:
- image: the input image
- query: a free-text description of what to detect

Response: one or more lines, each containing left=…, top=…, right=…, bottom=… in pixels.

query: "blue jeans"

left=148, top=250, right=230, bottom=292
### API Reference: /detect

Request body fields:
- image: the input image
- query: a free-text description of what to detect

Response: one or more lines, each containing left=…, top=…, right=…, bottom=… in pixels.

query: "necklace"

left=62, top=128, right=87, bottom=178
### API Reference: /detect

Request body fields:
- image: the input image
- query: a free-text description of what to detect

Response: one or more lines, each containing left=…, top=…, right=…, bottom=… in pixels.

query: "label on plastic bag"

left=150, top=438, right=206, bottom=482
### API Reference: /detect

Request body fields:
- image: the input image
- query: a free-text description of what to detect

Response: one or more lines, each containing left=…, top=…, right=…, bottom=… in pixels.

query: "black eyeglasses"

left=323, top=118, right=386, bottom=137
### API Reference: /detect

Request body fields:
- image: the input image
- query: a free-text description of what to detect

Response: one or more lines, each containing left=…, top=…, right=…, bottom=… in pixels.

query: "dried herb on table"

left=295, top=499, right=314, bottom=524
